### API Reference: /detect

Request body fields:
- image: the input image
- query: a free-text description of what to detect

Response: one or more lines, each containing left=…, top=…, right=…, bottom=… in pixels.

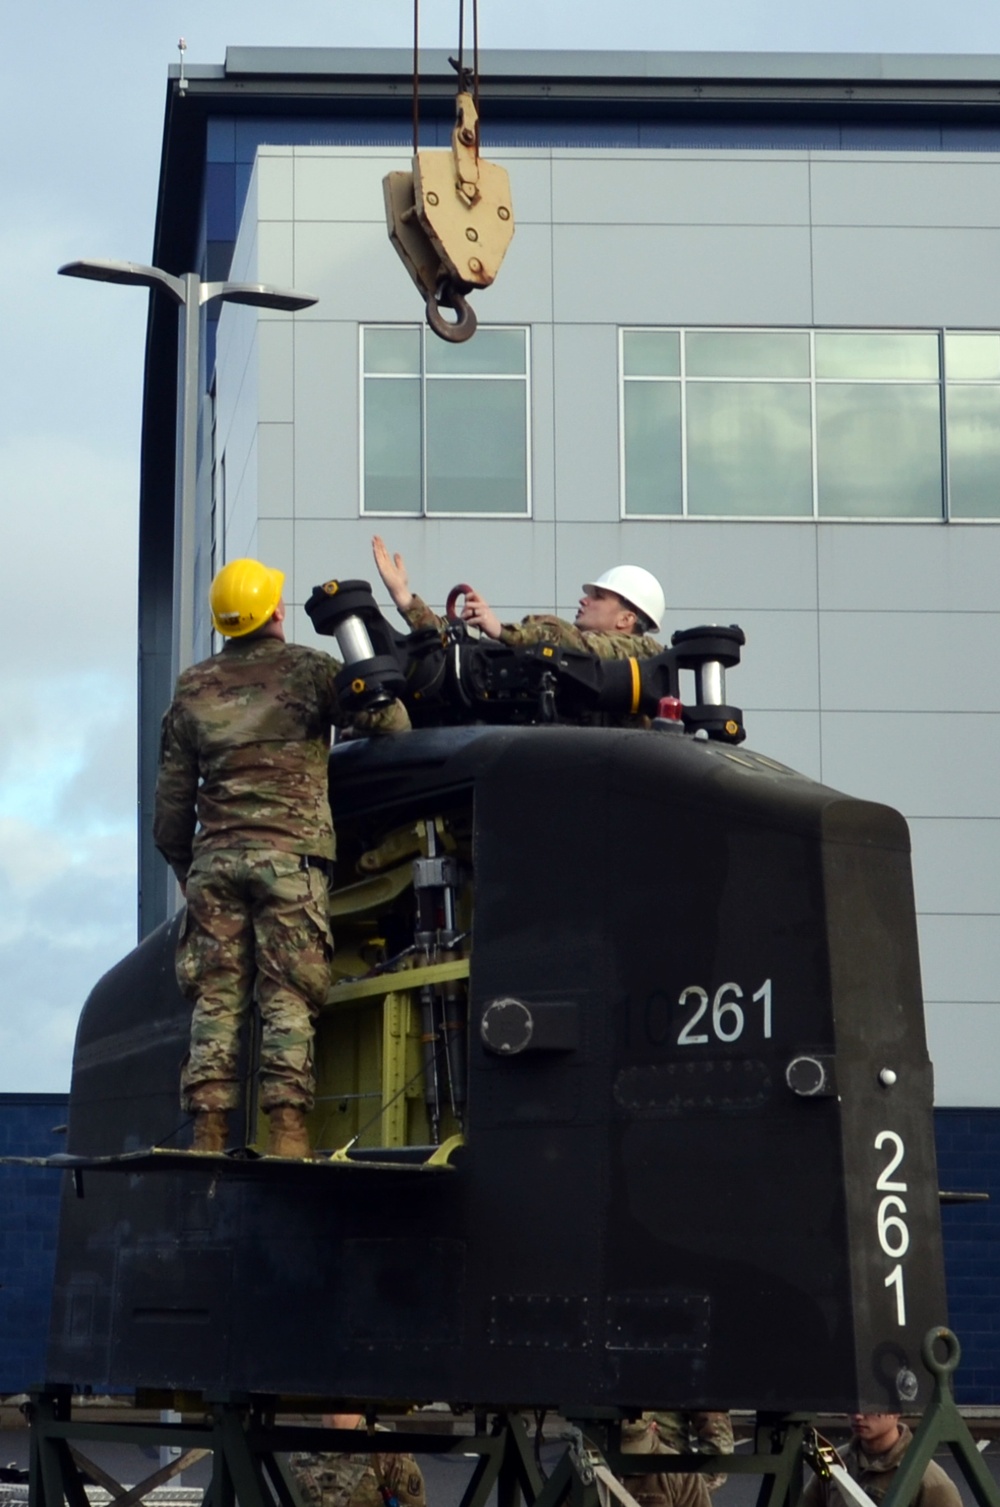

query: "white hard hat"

left=582, top=565, right=665, bottom=632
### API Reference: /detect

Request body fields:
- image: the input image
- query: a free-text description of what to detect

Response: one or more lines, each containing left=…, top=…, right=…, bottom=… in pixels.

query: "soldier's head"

left=849, top=1414, right=902, bottom=1454
left=576, top=565, right=665, bottom=636
left=578, top=566, right=662, bottom=635
left=210, top=558, right=286, bottom=640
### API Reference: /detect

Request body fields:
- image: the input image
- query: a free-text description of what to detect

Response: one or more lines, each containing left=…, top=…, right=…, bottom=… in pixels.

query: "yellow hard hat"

left=210, top=558, right=285, bottom=638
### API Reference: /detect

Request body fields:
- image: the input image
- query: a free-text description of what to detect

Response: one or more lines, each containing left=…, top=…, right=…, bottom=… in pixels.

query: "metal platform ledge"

left=0, top=1135, right=465, bottom=1177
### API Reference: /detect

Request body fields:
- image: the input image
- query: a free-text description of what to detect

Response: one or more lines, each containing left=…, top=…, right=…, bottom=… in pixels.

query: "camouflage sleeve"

left=349, top=699, right=411, bottom=736
left=645, top=1413, right=683, bottom=1451
left=373, top=1453, right=426, bottom=1507
left=400, top=593, right=447, bottom=634
left=497, top=615, right=587, bottom=650
left=690, top=1414, right=734, bottom=1457
left=497, top=617, right=662, bottom=662
left=689, top=1412, right=733, bottom=1491
left=152, top=699, right=199, bottom=884
left=287, top=1454, right=324, bottom=1507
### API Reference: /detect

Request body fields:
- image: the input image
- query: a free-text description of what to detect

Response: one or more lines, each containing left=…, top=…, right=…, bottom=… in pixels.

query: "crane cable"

left=411, top=0, right=481, bottom=153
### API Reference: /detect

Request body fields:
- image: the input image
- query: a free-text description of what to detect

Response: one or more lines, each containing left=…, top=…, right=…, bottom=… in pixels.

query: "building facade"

left=136, top=47, right=1000, bottom=1392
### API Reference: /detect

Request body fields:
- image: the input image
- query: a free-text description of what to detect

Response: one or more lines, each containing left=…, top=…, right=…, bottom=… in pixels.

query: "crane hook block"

left=383, top=92, right=515, bottom=342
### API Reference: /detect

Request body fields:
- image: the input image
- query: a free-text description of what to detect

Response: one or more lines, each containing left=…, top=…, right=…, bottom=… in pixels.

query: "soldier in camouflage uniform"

left=153, top=558, right=409, bottom=1158
left=802, top=1414, right=960, bottom=1507
left=644, top=1412, right=734, bottom=1491
left=371, top=536, right=664, bottom=661
left=288, top=1415, right=426, bottom=1507
left=618, top=1418, right=713, bottom=1507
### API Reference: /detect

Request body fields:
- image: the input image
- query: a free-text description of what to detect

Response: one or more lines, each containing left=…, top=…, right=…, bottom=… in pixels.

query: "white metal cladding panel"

left=811, top=226, right=1000, bottom=326
left=818, top=611, right=1000, bottom=713
left=293, top=321, right=358, bottom=520
left=921, top=917, right=1000, bottom=1004
left=257, top=321, right=294, bottom=424
left=550, top=155, right=811, bottom=226
left=552, top=324, right=621, bottom=522
left=257, top=519, right=295, bottom=585
left=909, top=819, right=1000, bottom=915
left=288, top=145, right=553, bottom=225
left=817, top=524, right=1000, bottom=613
left=222, top=434, right=258, bottom=563
left=292, top=153, right=383, bottom=221
left=551, top=224, right=814, bottom=325
left=255, top=220, right=295, bottom=290
left=651, top=520, right=821, bottom=612
left=818, top=711, right=1000, bottom=817
left=255, top=150, right=294, bottom=222
left=257, top=424, right=294, bottom=520
left=924, top=1003, right=1000, bottom=1107
left=294, top=220, right=415, bottom=320
left=291, top=217, right=557, bottom=324
left=810, top=157, right=1000, bottom=229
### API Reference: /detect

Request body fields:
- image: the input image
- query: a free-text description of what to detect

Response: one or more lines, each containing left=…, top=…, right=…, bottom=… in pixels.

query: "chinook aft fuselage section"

left=47, top=723, right=945, bottom=1414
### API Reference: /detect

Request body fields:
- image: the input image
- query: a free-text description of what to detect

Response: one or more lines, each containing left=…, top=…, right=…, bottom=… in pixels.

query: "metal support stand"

left=23, top=1335, right=1000, bottom=1507
left=882, top=1329, right=1000, bottom=1507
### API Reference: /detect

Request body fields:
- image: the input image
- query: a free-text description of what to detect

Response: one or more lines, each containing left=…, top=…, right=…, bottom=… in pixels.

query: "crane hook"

left=426, top=280, right=478, bottom=343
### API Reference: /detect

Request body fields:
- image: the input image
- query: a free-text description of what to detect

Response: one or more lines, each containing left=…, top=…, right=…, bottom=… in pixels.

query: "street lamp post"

left=59, top=257, right=319, bottom=933
left=59, top=257, right=318, bottom=682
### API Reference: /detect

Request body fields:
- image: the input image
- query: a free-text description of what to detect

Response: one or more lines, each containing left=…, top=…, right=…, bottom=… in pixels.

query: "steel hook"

left=426, top=284, right=478, bottom=343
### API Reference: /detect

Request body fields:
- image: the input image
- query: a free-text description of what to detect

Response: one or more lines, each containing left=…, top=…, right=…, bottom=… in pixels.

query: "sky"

left=6, top=1, right=1000, bottom=1094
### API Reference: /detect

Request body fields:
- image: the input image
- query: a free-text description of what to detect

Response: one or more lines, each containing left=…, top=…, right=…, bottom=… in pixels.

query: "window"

left=362, top=326, right=530, bottom=516
left=621, top=328, right=1000, bottom=521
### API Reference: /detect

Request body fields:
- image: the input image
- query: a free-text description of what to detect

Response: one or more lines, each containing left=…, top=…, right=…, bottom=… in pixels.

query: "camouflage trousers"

left=177, top=848, right=332, bottom=1113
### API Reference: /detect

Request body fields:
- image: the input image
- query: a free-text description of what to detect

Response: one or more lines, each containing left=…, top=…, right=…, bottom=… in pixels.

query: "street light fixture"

left=60, top=256, right=319, bottom=934
left=59, top=257, right=318, bottom=683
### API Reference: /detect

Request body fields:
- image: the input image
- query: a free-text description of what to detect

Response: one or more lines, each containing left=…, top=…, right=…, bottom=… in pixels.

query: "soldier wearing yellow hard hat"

left=153, top=558, right=410, bottom=1158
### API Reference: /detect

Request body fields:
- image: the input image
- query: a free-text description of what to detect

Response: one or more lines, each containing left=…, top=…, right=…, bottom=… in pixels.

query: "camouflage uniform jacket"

left=644, top=1412, right=733, bottom=1490
left=402, top=594, right=662, bottom=661
left=288, top=1426, right=426, bottom=1507
left=618, top=1420, right=713, bottom=1507
left=154, top=636, right=408, bottom=883
left=801, top=1425, right=960, bottom=1507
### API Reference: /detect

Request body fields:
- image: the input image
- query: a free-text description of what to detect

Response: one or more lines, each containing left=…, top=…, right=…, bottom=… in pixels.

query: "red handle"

left=446, top=584, right=474, bottom=624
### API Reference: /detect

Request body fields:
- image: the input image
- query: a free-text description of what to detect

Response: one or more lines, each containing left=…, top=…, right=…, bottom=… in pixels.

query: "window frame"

left=619, top=326, right=1000, bottom=524
left=359, top=323, right=532, bottom=519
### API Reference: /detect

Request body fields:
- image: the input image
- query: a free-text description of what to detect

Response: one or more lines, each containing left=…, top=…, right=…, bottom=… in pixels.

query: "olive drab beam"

left=383, top=90, right=515, bottom=341
left=879, top=1329, right=1000, bottom=1507
left=26, top=1346, right=1000, bottom=1507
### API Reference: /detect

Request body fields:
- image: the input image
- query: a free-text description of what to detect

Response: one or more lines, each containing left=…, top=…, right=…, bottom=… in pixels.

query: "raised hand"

left=372, top=535, right=413, bottom=613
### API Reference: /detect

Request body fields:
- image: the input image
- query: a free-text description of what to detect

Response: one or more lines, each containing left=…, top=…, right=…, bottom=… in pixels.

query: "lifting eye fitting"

left=383, top=88, right=515, bottom=343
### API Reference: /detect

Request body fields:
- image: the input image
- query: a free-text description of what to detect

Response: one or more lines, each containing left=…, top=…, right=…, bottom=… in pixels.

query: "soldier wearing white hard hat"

left=372, top=537, right=665, bottom=663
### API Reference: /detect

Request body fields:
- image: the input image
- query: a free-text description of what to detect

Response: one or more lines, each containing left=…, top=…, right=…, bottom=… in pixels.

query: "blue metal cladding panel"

left=206, top=117, right=237, bottom=163
left=942, top=127, right=1000, bottom=151
left=0, top=1095, right=70, bottom=1392
left=936, top=1108, right=1000, bottom=1404
left=840, top=125, right=943, bottom=150
left=205, top=162, right=237, bottom=241
left=233, top=116, right=412, bottom=161
left=639, top=120, right=842, bottom=149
